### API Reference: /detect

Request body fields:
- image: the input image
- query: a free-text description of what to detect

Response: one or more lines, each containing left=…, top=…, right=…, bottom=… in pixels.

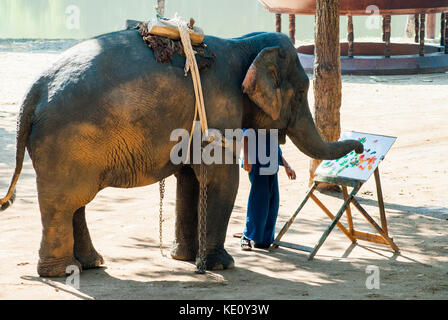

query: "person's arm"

left=278, top=146, right=285, bottom=167
left=281, top=156, right=296, bottom=180
left=243, top=136, right=252, bottom=173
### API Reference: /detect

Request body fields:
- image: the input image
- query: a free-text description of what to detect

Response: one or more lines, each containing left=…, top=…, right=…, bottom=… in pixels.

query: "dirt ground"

left=0, top=47, right=447, bottom=300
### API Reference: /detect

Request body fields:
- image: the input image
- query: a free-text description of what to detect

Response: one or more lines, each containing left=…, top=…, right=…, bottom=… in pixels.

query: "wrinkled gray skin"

left=0, top=30, right=363, bottom=277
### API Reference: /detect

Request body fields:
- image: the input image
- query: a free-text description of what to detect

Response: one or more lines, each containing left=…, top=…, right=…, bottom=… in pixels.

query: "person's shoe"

left=240, top=236, right=252, bottom=251
left=254, top=243, right=271, bottom=250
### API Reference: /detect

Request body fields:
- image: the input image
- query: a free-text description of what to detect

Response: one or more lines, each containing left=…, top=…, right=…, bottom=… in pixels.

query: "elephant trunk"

left=287, top=100, right=364, bottom=160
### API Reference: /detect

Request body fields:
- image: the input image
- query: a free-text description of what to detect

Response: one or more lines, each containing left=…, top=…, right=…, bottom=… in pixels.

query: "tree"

left=156, top=0, right=165, bottom=17
left=309, top=0, right=342, bottom=191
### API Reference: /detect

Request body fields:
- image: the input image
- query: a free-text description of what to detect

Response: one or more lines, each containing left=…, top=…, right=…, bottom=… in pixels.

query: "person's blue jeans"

left=243, top=168, right=280, bottom=246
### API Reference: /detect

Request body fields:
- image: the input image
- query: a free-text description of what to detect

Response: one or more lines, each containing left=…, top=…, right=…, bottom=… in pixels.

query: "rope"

left=174, top=14, right=209, bottom=136
left=173, top=15, right=232, bottom=164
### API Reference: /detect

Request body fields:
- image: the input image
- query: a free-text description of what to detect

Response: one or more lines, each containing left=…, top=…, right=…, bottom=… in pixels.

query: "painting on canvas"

left=315, top=132, right=397, bottom=182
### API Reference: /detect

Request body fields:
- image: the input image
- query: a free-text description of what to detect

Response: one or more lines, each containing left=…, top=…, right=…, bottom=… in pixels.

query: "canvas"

left=315, top=131, right=397, bottom=182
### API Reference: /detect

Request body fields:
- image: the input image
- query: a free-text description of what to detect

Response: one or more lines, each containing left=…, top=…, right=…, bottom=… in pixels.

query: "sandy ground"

left=0, top=46, right=447, bottom=300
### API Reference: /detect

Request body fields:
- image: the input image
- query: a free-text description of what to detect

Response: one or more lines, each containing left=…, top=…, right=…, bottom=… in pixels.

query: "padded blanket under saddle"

left=137, top=22, right=216, bottom=70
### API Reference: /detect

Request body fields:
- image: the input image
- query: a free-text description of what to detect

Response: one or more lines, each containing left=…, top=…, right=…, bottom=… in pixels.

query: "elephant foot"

left=171, top=241, right=197, bottom=262
left=196, top=248, right=235, bottom=271
left=75, top=250, right=105, bottom=270
left=37, top=256, right=82, bottom=278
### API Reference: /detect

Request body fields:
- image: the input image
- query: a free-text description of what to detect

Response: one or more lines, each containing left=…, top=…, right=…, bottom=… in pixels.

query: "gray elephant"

left=0, top=29, right=363, bottom=277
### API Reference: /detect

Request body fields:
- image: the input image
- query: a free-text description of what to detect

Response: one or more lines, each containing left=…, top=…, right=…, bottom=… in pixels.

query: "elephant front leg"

left=171, top=164, right=239, bottom=271
left=171, top=166, right=199, bottom=261
left=195, top=163, right=239, bottom=271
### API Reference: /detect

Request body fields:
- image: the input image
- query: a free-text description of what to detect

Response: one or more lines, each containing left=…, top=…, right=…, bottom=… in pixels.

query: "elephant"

left=0, top=29, right=364, bottom=277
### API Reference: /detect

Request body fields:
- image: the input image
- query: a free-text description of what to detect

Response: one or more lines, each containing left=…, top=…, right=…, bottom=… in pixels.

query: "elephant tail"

left=1, top=81, right=41, bottom=212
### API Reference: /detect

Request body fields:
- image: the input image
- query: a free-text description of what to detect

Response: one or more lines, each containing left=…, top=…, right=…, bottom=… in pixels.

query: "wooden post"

left=384, top=15, right=391, bottom=58
left=347, top=15, right=354, bottom=58
left=309, top=0, right=342, bottom=188
left=420, top=14, right=426, bottom=56
left=289, top=14, right=296, bottom=45
left=414, top=14, right=420, bottom=43
left=426, top=13, right=436, bottom=39
left=441, top=13, right=446, bottom=47
left=445, top=13, right=448, bottom=54
left=276, top=14, right=282, bottom=33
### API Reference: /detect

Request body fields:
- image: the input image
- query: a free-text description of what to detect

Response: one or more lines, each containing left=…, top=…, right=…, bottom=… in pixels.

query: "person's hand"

left=243, top=163, right=252, bottom=173
left=285, top=166, right=296, bottom=180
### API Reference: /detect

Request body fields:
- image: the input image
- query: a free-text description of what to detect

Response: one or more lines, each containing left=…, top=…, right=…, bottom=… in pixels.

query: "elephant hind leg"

left=37, top=200, right=82, bottom=278
left=73, top=206, right=104, bottom=270
left=36, top=176, right=98, bottom=278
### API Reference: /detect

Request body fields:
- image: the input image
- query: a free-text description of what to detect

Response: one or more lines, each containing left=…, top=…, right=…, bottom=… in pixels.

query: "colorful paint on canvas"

left=315, top=132, right=397, bottom=182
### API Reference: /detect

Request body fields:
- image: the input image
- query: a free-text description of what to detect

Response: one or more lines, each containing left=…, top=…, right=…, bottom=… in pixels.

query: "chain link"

left=159, top=179, right=166, bottom=257
left=196, top=159, right=208, bottom=274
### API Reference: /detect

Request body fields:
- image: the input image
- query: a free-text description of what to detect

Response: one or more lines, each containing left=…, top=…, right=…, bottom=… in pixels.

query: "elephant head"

left=242, top=44, right=364, bottom=160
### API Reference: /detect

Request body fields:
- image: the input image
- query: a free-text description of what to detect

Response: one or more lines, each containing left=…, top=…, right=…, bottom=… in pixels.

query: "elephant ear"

left=242, top=46, right=287, bottom=121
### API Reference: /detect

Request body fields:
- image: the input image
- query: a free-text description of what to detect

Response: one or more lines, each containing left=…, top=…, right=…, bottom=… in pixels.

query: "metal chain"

left=159, top=179, right=166, bottom=257
left=196, top=157, right=208, bottom=274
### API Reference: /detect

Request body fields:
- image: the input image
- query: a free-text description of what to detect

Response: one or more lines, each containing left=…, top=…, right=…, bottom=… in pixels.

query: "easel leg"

left=374, top=168, right=388, bottom=235
left=310, top=193, right=357, bottom=243
left=308, top=184, right=362, bottom=260
left=342, top=186, right=355, bottom=236
left=270, top=183, right=319, bottom=250
left=351, top=198, right=400, bottom=253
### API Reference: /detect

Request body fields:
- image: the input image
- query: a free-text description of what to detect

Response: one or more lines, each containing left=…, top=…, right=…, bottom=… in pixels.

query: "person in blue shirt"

left=241, top=129, right=296, bottom=251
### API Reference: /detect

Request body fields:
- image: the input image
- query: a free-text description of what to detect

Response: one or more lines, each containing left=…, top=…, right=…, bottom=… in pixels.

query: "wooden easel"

left=270, top=167, right=399, bottom=260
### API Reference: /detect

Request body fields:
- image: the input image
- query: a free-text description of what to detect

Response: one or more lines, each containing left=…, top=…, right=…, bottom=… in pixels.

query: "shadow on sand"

left=20, top=209, right=447, bottom=301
